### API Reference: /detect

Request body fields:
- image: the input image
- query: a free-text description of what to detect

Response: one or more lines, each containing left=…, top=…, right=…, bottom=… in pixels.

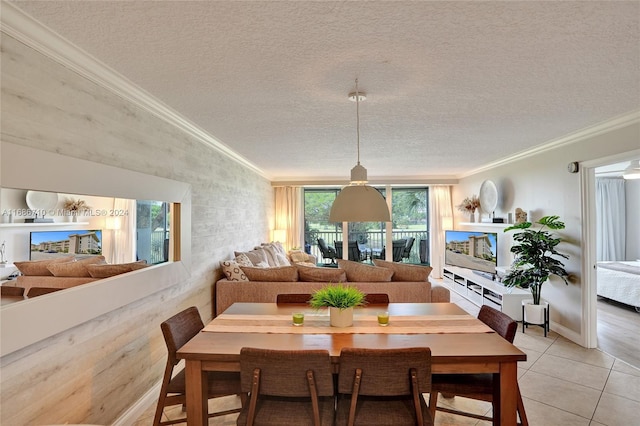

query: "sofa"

left=7, top=256, right=149, bottom=293
left=216, top=249, right=449, bottom=315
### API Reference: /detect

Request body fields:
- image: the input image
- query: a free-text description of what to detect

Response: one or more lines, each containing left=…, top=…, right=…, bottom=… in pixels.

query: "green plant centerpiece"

left=503, top=215, right=569, bottom=306
left=310, top=284, right=366, bottom=327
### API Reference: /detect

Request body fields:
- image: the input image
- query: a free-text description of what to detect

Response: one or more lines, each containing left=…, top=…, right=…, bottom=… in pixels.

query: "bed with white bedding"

left=597, top=261, right=640, bottom=312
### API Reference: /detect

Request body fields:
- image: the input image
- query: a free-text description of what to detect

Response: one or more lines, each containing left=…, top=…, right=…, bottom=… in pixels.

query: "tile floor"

left=135, top=293, right=640, bottom=425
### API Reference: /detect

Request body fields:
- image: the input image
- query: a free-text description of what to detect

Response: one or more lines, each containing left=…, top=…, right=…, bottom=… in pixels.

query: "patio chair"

left=317, top=238, right=337, bottom=264
left=153, top=306, right=243, bottom=426
left=237, top=347, right=335, bottom=426
left=335, top=241, right=364, bottom=262
left=402, top=237, right=415, bottom=261
left=336, top=347, right=434, bottom=425
left=428, top=305, right=528, bottom=425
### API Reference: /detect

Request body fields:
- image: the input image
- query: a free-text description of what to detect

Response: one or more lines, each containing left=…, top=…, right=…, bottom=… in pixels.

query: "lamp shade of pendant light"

left=329, top=79, right=390, bottom=223
left=622, top=159, right=640, bottom=180
left=330, top=185, right=390, bottom=222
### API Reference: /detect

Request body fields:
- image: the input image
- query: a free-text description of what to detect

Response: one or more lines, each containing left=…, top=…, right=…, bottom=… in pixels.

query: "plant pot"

left=329, top=307, right=353, bottom=327
left=523, top=300, right=548, bottom=325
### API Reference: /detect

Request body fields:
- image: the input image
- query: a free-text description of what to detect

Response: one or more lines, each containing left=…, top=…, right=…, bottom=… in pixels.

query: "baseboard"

left=550, top=321, right=586, bottom=347
left=113, top=380, right=161, bottom=426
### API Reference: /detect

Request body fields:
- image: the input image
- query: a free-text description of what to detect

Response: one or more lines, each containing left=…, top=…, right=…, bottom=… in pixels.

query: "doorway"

left=582, top=150, right=640, bottom=367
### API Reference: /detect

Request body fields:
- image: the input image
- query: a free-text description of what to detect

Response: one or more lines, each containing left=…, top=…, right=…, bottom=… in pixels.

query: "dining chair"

left=276, top=293, right=312, bottom=304
left=237, top=347, right=335, bottom=426
left=1, top=286, right=25, bottom=297
left=428, top=304, right=528, bottom=425
left=153, top=306, right=243, bottom=426
left=336, top=347, right=434, bottom=426
left=26, top=287, right=62, bottom=298
left=363, top=293, right=389, bottom=304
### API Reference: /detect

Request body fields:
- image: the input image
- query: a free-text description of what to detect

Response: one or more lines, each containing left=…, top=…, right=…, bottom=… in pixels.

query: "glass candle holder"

left=292, top=312, right=304, bottom=326
left=377, top=311, right=389, bottom=326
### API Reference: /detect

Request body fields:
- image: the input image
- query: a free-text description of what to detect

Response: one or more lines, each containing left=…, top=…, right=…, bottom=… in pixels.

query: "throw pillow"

left=296, top=264, right=347, bottom=282
left=337, top=259, right=394, bottom=282
left=235, top=249, right=268, bottom=266
left=234, top=253, right=253, bottom=267
left=220, top=260, right=248, bottom=281
left=86, top=261, right=148, bottom=278
left=372, top=259, right=433, bottom=282
left=14, top=256, right=75, bottom=276
left=242, top=266, right=299, bottom=282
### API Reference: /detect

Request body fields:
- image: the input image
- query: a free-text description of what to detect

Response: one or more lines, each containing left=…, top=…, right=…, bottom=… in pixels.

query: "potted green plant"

left=503, top=215, right=569, bottom=324
left=309, top=284, right=366, bottom=327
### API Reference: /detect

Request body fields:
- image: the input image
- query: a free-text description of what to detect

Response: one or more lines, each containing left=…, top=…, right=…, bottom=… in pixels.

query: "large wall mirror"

left=0, top=142, right=191, bottom=357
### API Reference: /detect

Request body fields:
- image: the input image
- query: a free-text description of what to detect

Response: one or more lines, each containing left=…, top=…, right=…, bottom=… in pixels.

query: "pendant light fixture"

left=622, top=159, right=640, bottom=180
left=329, top=79, right=390, bottom=222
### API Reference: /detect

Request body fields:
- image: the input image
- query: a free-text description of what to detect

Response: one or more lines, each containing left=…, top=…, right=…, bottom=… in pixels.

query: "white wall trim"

left=459, top=110, right=640, bottom=179
left=0, top=1, right=268, bottom=180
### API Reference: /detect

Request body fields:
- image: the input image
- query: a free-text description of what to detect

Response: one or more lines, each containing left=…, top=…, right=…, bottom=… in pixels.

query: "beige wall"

left=0, top=34, right=273, bottom=424
left=452, top=122, right=639, bottom=343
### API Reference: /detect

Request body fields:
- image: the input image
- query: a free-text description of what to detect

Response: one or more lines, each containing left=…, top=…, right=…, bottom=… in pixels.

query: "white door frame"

left=580, top=149, right=640, bottom=348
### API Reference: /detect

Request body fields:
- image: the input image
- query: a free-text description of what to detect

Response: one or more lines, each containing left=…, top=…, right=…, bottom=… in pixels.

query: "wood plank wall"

left=0, top=33, right=273, bottom=424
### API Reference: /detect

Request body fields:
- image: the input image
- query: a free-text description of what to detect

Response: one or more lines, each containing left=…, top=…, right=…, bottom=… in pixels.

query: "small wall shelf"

left=0, top=222, right=90, bottom=228
left=459, top=222, right=510, bottom=228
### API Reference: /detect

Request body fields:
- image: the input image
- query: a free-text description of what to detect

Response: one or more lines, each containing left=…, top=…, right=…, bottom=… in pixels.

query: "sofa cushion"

left=337, top=259, right=393, bottom=282
left=373, top=260, right=433, bottom=282
left=220, top=260, right=249, bottom=281
left=47, top=256, right=106, bottom=277
left=86, top=261, right=148, bottom=278
left=242, top=266, right=299, bottom=282
left=296, top=264, right=347, bottom=282
left=14, top=256, right=75, bottom=276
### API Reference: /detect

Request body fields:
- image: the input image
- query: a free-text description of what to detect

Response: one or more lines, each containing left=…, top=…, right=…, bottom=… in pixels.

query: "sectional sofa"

left=216, top=247, right=449, bottom=315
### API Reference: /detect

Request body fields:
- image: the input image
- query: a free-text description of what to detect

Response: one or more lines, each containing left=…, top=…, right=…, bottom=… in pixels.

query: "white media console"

left=442, top=265, right=530, bottom=321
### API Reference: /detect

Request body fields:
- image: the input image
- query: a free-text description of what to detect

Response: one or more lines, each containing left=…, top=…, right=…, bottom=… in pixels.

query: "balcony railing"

left=305, top=230, right=429, bottom=265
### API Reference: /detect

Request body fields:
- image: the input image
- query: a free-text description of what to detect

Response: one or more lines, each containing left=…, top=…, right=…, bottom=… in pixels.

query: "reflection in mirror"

left=0, top=188, right=172, bottom=305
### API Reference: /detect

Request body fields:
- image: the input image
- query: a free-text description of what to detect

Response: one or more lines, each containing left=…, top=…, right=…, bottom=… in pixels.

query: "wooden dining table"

left=177, top=302, right=527, bottom=426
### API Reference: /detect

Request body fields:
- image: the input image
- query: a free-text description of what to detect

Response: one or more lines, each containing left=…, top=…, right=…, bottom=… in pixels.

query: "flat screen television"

left=444, top=230, right=498, bottom=275
left=30, top=229, right=103, bottom=261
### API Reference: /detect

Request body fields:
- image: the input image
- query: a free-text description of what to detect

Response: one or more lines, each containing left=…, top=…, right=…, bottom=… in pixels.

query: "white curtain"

left=596, top=178, right=626, bottom=261
left=109, top=198, right=136, bottom=264
left=274, top=186, right=303, bottom=251
left=429, top=186, right=453, bottom=278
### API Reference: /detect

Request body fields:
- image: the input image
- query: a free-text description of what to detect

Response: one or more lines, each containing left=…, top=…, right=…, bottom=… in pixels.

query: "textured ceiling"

left=8, top=1, right=640, bottom=182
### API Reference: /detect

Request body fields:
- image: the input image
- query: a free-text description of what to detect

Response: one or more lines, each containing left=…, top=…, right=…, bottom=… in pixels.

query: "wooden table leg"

left=499, top=361, right=518, bottom=426
left=185, top=359, right=207, bottom=426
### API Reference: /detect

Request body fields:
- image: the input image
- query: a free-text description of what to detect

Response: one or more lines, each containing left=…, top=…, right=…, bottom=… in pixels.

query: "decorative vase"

left=329, top=307, right=354, bottom=327
left=523, top=300, right=548, bottom=325
left=469, top=212, right=475, bottom=223
left=474, top=210, right=480, bottom=223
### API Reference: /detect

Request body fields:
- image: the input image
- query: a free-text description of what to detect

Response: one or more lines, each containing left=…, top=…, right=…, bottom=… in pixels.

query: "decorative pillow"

left=234, top=253, right=254, bottom=267
left=86, top=261, right=148, bottom=278
left=337, top=259, right=393, bottom=282
left=242, top=266, right=299, bottom=282
left=296, top=264, right=347, bottom=282
left=47, top=256, right=106, bottom=277
left=288, top=250, right=309, bottom=264
left=235, top=249, right=268, bottom=266
left=373, top=259, right=433, bottom=282
left=220, top=260, right=248, bottom=281
left=14, top=256, right=75, bottom=276
left=275, top=253, right=291, bottom=266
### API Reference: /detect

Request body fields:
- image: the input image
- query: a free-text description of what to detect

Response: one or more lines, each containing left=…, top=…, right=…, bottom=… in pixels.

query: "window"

left=304, top=187, right=429, bottom=264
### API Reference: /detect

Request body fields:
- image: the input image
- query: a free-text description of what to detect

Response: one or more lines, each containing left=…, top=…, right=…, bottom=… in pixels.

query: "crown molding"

left=458, top=109, right=640, bottom=179
left=0, top=1, right=268, bottom=179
